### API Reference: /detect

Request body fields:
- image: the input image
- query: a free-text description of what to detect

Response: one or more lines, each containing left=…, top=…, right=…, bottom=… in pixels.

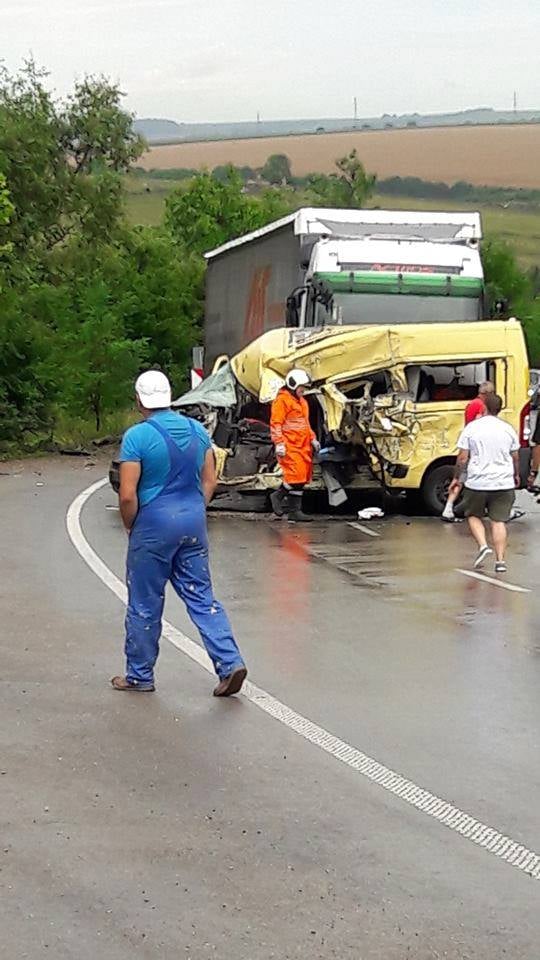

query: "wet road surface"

left=2, top=458, right=540, bottom=959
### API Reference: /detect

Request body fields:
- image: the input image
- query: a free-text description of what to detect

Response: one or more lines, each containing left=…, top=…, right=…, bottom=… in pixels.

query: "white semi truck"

left=202, top=207, right=484, bottom=371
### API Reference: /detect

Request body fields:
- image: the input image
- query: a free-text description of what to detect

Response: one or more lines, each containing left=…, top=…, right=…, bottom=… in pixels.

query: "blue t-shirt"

left=120, top=411, right=211, bottom=506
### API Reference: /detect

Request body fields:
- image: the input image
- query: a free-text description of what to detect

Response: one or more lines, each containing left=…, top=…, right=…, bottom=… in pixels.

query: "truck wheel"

left=421, top=464, right=463, bottom=517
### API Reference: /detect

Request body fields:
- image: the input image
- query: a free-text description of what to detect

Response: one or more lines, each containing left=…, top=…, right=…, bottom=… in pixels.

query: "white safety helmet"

left=285, top=368, right=311, bottom=391
left=135, top=370, right=172, bottom=409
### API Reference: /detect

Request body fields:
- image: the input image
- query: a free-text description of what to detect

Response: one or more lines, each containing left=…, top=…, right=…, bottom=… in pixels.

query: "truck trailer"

left=203, top=207, right=485, bottom=372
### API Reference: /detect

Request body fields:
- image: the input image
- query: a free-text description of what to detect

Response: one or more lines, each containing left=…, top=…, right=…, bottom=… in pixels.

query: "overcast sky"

left=3, top=0, right=540, bottom=121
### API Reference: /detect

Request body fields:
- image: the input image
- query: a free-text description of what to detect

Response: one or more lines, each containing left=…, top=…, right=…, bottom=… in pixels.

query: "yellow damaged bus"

left=174, top=319, right=531, bottom=514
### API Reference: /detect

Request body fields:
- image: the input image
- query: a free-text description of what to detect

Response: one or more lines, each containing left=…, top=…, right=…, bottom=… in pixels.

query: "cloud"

left=3, top=0, right=540, bottom=120
left=69, top=0, right=187, bottom=11
left=2, top=4, right=40, bottom=15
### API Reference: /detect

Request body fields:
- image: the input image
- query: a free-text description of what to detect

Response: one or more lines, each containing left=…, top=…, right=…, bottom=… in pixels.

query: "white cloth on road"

left=457, top=416, right=519, bottom=491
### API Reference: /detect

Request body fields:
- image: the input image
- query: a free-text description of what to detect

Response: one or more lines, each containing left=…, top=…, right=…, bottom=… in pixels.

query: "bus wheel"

left=421, top=464, right=463, bottom=517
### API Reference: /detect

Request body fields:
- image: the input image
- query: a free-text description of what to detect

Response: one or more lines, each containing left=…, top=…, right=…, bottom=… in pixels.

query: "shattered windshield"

left=173, top=362, right=238, bottom=409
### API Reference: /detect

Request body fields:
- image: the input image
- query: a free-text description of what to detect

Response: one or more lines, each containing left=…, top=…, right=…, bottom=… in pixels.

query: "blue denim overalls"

left=124, top=418, right=245, bottom=689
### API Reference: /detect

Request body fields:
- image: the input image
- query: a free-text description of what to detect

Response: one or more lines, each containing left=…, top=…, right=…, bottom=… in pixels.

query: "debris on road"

left=59, top=447, right=92, bottom=457
left=358, top=507, right=384, bottom=520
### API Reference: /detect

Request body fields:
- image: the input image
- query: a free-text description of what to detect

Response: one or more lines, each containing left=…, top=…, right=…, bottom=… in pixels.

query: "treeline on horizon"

left=134, top=162, right=540, bottom=208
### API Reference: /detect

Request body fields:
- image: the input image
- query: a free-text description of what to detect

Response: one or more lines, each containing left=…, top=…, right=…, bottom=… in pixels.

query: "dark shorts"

left=532, top=413, right=540, bottom=445
left=463, top=488, right=515, bottom=522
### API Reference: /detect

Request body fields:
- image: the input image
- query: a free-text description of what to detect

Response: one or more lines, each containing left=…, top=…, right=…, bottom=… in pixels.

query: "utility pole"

left=353, top=97, right=358, bottom=121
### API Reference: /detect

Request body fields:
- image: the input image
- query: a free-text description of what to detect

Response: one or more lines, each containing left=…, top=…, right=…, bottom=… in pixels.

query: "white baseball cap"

left=135, top=370, right=172, bottom=409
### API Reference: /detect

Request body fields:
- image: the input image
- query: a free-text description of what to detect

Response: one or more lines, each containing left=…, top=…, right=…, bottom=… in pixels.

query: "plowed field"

left=140, top=123, right=540, bottom=189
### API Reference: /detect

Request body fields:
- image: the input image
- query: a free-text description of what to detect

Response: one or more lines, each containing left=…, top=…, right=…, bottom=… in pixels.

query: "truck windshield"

left=314, top=293, right=483, bottom=326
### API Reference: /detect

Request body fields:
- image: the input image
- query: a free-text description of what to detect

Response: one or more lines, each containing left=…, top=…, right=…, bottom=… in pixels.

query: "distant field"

left=124, top=176, right=177, bottom=226
left=140, top=124, right=540, bottom=190
left=124, top=179, right=540, bottom=270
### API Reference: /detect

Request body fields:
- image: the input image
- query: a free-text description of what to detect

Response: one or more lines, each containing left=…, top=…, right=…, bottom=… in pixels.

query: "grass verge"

left=52, top=408, right=139, bottom=449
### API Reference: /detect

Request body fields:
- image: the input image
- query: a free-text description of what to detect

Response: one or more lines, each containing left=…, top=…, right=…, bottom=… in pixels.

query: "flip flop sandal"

left=110, top=676, right=155, bottom=692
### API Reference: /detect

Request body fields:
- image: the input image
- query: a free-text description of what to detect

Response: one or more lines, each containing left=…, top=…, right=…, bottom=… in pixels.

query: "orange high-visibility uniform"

left=270, top=388, right=316, bottom=486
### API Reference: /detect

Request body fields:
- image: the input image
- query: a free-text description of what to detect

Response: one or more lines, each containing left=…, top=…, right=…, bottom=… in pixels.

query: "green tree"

left=516, top=298, right=540, bottom=366
left=482, top=238, right=531, bottom=309
left=0, top=61, right=65, bottom=267
left=165, top=168, right=291, bottom=256
left=0, top=172, right=13, bottom=256
left=61, top=75, right=144, bottom=174
left=0, top=60, right=144, bottom=263
left=211, top=164, right=256, bottom=185
left=481, top=238, right=540, bottom=362
left=335, top=150, right=377, bottom=205
left=0, top=284, right=57, bottom=450
left=51, top=272, right=147, bottom=431
left=308, top=149, right=377, bottom=208
left=238, top=165, right=256, bottom=183
left=0, top=61, right=157, bottom=449
left=261, top=153, right=292, bottom=185
left=212, top=164, right=234, bottom=183
left=118, top=228, right=204, bottom=389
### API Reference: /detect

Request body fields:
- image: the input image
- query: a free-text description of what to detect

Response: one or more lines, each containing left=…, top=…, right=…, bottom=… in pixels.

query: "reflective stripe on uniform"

left=283, top=416, right=310, bottom=432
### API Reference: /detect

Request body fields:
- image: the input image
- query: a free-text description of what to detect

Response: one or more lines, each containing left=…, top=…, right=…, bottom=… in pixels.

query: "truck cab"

left=290, top=210, right=485, bottom=329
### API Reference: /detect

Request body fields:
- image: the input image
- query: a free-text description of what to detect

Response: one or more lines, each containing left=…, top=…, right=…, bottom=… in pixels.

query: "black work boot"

left=287, top=495, right=313, bottom=523
left=270, top=486, right=289, bottom=517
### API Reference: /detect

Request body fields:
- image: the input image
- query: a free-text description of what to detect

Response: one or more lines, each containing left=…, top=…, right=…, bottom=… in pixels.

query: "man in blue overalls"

left=111, top=370, right=247, bottom=697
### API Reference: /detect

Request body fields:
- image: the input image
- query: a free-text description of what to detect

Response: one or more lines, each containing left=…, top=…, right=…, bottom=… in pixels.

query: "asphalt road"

left=2, top=457, right=540, bottom=959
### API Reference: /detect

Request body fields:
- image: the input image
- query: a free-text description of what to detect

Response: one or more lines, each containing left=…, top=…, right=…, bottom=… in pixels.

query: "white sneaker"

left=474, top=545, right=493, bottom=569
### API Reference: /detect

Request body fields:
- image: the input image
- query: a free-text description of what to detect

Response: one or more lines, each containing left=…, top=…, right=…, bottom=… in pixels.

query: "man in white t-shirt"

left=454, top=393, right=520, bottom=574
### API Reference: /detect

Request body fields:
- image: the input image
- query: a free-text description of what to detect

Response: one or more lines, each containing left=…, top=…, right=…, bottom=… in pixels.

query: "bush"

left=0, top=62, right=202, bottom=452
left=165, top=168, right=292, bottom=256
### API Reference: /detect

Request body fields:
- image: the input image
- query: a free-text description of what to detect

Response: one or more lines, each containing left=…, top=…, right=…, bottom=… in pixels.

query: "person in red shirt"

left=442, top=381, right=494, bottom=521
left=464, top=390, right=492, bottom=425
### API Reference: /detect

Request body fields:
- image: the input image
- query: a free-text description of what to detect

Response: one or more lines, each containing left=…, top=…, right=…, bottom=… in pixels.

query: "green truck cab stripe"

left=315, top=271, right=483, bottom=298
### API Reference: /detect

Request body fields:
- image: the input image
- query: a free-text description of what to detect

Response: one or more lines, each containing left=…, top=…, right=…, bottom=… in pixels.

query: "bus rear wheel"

left=421, top=464, right=464, bottom=517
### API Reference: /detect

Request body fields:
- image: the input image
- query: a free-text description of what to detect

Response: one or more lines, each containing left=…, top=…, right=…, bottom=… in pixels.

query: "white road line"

left=66, top=478, right=540, bottom=881
left=348, top=521, right=381, bottom=538
left=456, top=569, right=531, bottom=594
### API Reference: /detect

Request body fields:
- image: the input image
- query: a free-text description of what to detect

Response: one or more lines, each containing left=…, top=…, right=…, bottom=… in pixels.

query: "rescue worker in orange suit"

left=270, top=368, right=320, bottom=522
